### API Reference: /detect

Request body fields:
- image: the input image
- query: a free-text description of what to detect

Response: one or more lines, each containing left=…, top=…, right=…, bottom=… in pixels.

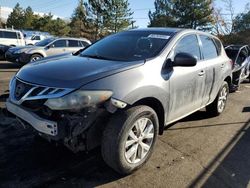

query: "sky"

left=0, top=0, right=249, bottom=28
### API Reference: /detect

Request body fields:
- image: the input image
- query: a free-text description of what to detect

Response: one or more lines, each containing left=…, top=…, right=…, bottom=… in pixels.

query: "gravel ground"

left=0, top=61, right=250, bottom=188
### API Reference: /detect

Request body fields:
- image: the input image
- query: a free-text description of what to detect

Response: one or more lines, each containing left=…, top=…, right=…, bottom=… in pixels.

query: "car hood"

left=16, top=55, right=145, bottom=88
left=8, top=46, right=43, bottom=52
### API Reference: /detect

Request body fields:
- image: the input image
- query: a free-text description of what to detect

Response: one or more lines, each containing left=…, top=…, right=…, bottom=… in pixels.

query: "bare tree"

left=212, top=0, right=236, bottom=35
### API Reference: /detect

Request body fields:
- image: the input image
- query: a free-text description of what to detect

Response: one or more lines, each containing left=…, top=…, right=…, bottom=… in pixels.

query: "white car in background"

left=25, top=34, right=49, bottom=46
left=0, top=28, right=25, bottom=46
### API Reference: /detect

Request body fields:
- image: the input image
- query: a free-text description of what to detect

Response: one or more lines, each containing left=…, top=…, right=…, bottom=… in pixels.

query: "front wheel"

left=206, top=81, right=229, bottom=116
left=30, top=54, right=43, bottom=62
left=102, top=105, right=159, bottom=174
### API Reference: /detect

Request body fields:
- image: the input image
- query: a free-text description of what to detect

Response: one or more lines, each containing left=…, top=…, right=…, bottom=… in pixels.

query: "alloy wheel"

left=124, top=117, right=154, bottom=164
left=218, top=86, right=228, bottom=112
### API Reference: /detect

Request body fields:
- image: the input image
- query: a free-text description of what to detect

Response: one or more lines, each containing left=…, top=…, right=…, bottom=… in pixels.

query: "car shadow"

left=0, top=115, right=123, bottom=187
left=189, top=115, right=250, bottom=188
left=0, top=62, right=21, bottom=69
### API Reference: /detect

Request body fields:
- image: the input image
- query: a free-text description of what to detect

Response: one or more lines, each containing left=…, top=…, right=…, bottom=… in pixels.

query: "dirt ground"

left=0, top=60, right=250, bottom=188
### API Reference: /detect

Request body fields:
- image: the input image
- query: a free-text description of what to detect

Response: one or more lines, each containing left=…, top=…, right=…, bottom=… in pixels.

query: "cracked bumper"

left=6, top=99, right=58, bottom=136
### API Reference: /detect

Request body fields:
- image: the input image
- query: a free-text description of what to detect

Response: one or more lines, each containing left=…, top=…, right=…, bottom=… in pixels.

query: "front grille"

left=9, top=77, right=74, bottom=106
left=14, top=79, right=33, bottom=100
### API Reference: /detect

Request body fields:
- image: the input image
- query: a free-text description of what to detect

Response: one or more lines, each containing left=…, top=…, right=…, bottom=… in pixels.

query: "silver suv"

left=5, top=37, right=91, bottom=64
left=6, top=28, right=232, bottom=174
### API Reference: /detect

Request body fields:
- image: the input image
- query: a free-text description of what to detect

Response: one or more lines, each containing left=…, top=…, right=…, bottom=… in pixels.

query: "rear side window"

left=174, top=34, right=201, bottom=60
left=213, top=38, right=222, bottom=55
left=200, top=35, right=218, bottom=60
left=80, top=41, right=90, bottom=47
left=68, top=40, right=80, bottom=47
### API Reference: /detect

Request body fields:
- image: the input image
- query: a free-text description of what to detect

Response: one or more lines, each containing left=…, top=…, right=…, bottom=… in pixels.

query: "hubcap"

left=31, top=56, right=41, bottom=62
left=124, top=117, right=154, bottom=164
left=218, top=86, right=227, bottom=112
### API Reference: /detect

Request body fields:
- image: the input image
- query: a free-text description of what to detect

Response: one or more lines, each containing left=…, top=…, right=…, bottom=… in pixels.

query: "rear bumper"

left=6, top=99, right=58, bottom=136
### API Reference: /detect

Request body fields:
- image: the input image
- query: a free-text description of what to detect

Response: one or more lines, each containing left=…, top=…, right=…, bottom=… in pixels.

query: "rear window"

left=200, top=35, right=218, bottom=60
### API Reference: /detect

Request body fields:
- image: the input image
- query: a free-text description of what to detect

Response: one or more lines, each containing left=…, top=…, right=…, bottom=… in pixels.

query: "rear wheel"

left=206, top=81, right=229, bottom=116
left=102, top=105, right=159, bottom=174
left=30, top=54, right=43, bottom=62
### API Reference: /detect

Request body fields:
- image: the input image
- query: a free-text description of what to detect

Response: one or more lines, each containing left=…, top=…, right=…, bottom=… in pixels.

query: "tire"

left=30, top=54, right=43, bottom=62
left=206, top=81, right=229, bottom=116
left=102, top=105, right=159, bottom=174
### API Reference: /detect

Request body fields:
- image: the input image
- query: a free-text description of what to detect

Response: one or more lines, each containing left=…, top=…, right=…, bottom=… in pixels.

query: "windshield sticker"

left=148, top=34, right=170, bottom=40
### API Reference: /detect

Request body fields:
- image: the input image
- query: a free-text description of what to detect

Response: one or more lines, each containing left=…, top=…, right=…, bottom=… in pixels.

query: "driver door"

left=167, top=34, right=206, bottom=122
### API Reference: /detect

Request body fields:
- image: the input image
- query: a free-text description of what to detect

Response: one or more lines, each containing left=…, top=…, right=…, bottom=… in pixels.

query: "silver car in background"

left=5, top=37, right=91, bottom=64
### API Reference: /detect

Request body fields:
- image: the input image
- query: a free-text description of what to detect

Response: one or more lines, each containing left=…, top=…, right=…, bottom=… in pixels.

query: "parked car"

left=5, top=37, right=91, bottom=64
left=0, top=44, right=11, bottom=60
left=225, top=45, right=250, bottom=90
left=0, top=28, right=25, bottom=46
left=25, top=34, right=49, bottom=46
left=6, top=28, right=232, bottom=174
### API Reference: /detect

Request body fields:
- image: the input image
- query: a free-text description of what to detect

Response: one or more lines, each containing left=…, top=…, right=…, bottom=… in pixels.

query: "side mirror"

left=173, top=52, right=197, bottom=67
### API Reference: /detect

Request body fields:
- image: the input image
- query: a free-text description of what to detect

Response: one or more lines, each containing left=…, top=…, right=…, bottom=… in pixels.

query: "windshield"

left=80, top=31, right=174, bottom=61
left=35, top=38, right=55, bottom=47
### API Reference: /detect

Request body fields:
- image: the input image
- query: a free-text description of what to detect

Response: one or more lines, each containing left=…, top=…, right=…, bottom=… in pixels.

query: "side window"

left=35, top=36, right=40, bottom=40
left=52, top=40, right=67, bottom=47
left=200, top=35, right=218, bottom=60
left=68, top=40, right=79, bottom=47
left=0, top=31, right=3, bottom=38
left=174, top=34, right=201, bottom=60
left=3, top=31, right=17, bottom=39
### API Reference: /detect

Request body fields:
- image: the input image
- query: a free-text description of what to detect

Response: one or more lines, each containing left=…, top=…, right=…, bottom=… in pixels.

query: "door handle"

left=198, top=70, right=205, bottom=76
left=221, top=63, right=225, bottom=68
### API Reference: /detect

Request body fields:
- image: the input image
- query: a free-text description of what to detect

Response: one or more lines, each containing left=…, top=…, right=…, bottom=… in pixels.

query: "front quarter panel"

left=81, top=57, right=170, bottom=114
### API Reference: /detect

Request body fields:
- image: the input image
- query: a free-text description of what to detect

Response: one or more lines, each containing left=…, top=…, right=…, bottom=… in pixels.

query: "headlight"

left=44, top=90, right=113, bottom=110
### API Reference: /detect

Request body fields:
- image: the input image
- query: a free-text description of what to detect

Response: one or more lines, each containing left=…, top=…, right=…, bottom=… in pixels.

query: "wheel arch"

left=224, top=76, right=232, bottom=91
left=31, top=53, right=44, bottom=58
left=133, top=97, right=165, bottom=135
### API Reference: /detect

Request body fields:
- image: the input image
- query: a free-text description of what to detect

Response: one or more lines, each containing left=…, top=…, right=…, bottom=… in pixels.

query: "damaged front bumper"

left=6, top=99, right=58, bottom=136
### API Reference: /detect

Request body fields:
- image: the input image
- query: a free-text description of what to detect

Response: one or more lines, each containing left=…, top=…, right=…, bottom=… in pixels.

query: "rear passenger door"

left=168, top=34, right=206, bottom=121
left=199, top=35, right=223, bottom=106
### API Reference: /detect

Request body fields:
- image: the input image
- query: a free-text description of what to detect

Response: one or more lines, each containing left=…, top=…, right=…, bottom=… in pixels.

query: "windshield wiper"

left=80, top=54, right=117, bottom=61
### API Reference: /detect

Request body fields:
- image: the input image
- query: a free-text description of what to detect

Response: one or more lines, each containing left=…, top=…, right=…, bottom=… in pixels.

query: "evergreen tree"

left=6, top=3, right=25, bottom=29
left=149, top=0, right=213, bottom=29
left=24, top=6, right=34, bottom=29
left=104, top=0, right=133, bottom=33
left=70, top=0, right=90, bottom=38
left=233, top=10, right=250, bottom=32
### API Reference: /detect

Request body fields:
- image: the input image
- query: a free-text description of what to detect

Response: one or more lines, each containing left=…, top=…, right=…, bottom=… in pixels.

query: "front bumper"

left=5, top=51, right=31, bottom=64
left=6, top=99, right=58, bottom=136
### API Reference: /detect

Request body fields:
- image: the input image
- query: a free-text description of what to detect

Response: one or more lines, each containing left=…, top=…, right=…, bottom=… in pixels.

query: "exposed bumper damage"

left=6, top=98, right=112, bottom=153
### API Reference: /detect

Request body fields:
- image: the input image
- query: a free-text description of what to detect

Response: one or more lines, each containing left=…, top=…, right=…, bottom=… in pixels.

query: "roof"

left=0, top=28, right=22, bottom=32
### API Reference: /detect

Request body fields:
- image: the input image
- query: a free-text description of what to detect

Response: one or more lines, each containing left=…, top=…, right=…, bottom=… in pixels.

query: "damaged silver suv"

left=6, top=28, right=232, bottom=174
